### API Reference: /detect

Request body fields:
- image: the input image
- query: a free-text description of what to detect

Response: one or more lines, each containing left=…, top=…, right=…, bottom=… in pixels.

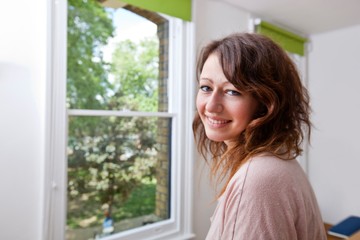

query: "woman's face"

left=196, top=53, right=259, bottom=145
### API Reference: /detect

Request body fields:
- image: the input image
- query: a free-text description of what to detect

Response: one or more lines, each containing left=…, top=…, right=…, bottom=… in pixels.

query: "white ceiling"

left=221, top=0, right=360, bottom=35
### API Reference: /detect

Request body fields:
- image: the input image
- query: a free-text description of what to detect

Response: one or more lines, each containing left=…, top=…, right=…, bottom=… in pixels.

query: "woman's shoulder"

left=250, top=153, right=304, bottom=175
left=224, top=153, right=313, bottom=214
left=230, top=153, right=306, bottom=193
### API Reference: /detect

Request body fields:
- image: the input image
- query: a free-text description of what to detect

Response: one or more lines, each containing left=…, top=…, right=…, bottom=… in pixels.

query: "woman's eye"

left=200, top=85, right=211, bottom=92
left=226, top=90, right=241, bottom=96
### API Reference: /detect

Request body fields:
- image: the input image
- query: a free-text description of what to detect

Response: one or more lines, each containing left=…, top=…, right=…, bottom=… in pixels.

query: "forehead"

left=200, top=54, right=229, bottom=84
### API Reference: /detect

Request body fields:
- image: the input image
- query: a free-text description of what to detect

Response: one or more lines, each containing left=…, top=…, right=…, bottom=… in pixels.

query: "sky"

left=102, top=7, right=157, bottom=62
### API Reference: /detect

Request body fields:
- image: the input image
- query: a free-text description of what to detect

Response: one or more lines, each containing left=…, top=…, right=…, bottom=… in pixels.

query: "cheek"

left=240, top=97, right=260, bottom=121
left=232, top=102, right=259, bottom=123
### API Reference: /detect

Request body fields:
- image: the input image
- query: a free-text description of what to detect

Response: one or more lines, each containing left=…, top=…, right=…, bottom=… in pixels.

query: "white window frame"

left=44, top=0, right=195, bottom=239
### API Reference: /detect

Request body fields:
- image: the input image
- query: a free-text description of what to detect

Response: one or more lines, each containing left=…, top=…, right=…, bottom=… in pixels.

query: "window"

left=44, top=1, right=195, bottom=239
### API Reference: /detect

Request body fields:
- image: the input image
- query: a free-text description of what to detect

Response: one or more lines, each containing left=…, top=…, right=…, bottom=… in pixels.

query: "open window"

left=45, top=1, right=195, bottom=239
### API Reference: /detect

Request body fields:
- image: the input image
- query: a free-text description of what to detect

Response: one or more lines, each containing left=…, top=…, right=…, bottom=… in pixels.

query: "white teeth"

left=208, top=117, right=229, bottom=124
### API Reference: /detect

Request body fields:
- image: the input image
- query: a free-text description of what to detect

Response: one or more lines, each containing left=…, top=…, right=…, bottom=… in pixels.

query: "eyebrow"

left=199, top=77, right=234, bottom=87
left=199, top=77, right=212, bottom=81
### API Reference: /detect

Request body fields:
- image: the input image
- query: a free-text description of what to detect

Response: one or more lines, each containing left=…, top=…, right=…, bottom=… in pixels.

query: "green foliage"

left=110, top=38, right=159, bottom=112
left=68, top=116, right=158, bottom=202
left=67, top=0, right=114, bottom=109
left=112, top=180, right=156, bottom=220
left=66, top=0, right=161, bottom=231
left=67, top=181, right=156, bottom=228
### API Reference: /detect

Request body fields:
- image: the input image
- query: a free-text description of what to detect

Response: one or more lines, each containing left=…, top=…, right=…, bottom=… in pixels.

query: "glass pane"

left=67, top=0, right=169, bottom=112
left=66, top=116, right=171, bottom=239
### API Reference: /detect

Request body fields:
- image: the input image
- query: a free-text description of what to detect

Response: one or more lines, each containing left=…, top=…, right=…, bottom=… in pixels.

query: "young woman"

left=193, top=33, right=326, bottom=240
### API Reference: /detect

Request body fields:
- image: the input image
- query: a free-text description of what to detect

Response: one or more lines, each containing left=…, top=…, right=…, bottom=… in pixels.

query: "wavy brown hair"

left=193, top=33, right=311, bottom=195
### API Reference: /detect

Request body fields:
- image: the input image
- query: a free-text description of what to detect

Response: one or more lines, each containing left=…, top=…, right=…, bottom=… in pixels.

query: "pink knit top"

left=206, top=154, right=327, bottom=240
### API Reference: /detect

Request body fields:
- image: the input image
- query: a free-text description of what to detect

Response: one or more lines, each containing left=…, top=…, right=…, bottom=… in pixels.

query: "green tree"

left=66, top=0, right=160, bottom=229
left=67, top=0, right=114, bottom=109
left=110, top=38, right=159, bottom=112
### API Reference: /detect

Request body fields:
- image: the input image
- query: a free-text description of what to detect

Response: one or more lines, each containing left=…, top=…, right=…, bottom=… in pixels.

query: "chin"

left=208, top=138, right=224, bottom=142
left=205, top=134, right=226, bottom=142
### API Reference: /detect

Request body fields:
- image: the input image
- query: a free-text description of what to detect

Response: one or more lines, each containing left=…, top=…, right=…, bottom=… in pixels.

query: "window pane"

left=67, top=0, right=169, bottom=112
left=66, top=116, right=171, bottom=239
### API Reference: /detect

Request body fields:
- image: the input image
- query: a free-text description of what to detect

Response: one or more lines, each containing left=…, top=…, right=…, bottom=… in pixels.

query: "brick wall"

left=124, top=5, right=170, bottom=220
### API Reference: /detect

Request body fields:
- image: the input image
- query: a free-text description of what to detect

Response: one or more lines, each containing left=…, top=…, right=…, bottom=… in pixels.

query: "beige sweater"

left=206, top=154, right=327, bottom=240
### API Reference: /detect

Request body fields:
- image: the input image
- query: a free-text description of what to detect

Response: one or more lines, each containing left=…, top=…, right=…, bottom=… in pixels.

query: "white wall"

left=0, top=0, right=48, bottom=239
left=195, top=0, right=251, bottom=49
left=192, top=1, right=251, bottom=239
left=308, top=24, right=360, bottom=224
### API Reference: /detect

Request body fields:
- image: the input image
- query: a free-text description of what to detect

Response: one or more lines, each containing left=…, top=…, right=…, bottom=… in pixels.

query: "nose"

left=205, top=92, right=223, bottom=113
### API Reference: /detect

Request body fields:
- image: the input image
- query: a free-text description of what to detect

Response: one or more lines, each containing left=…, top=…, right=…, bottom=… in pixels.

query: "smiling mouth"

left=207, top=117, right=231, bottom=126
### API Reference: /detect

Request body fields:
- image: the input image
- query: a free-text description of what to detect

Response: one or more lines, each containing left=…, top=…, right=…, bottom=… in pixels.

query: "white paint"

left=0, top=0, right=47, bottom=239
left=308, top=24, right=360, bottom=224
